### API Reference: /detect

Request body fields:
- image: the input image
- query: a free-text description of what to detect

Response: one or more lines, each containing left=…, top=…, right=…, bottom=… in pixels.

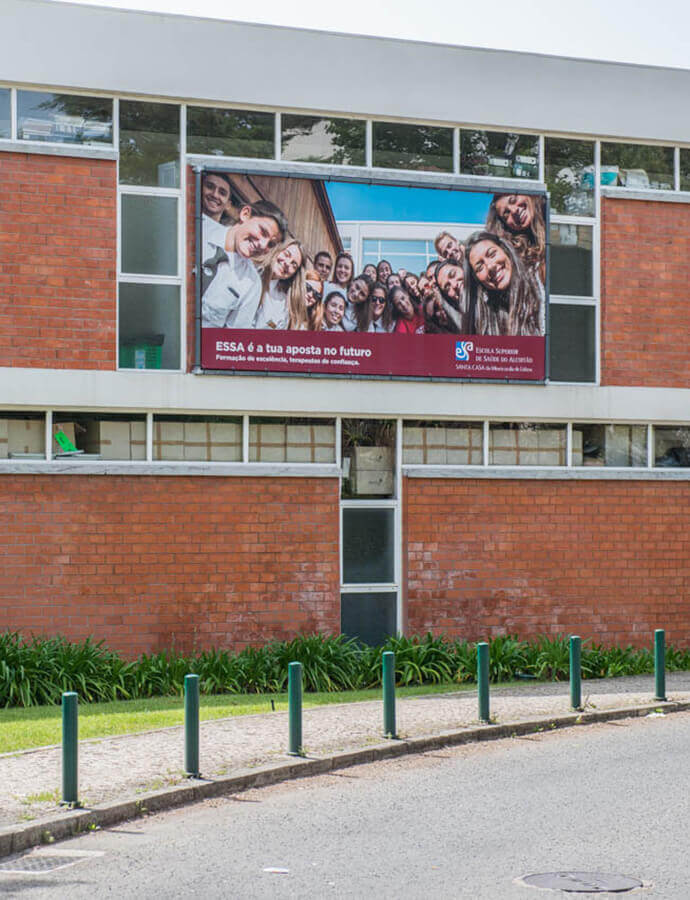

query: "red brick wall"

left=0, top=152, right=117, bottom=369
left=0, top=475, right=340, bottom=657
left=405, top=477, right=690, bottom=647
left=601, top=196, right=690, bottom=387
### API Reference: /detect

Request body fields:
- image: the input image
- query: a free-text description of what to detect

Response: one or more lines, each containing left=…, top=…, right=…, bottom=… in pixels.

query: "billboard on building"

left=198, top=170, right=548, bottom=380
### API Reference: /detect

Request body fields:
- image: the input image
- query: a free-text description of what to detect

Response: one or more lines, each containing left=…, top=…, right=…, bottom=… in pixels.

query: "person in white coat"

left=201, top=200, right=287, bottom=329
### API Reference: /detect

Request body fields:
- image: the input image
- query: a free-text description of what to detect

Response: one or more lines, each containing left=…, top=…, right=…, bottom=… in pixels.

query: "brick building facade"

left=1, top=1, right=689, bottom=655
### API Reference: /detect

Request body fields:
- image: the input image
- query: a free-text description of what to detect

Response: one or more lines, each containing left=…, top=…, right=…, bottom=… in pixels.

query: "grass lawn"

left=0, top=682, right=476, bottom=754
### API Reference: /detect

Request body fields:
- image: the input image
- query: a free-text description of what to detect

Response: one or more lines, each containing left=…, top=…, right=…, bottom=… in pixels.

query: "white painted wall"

left=2, top=367, right=689, bottom=424
left=2, top=0, right=690, bottom=143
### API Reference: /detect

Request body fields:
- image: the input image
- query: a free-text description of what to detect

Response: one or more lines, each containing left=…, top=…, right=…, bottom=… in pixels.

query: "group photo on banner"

left=199, top=170, right=548, bottom=380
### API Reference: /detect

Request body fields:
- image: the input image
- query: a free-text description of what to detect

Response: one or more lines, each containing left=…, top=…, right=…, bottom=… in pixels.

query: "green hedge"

left=1, top=631, right=689, bottom=708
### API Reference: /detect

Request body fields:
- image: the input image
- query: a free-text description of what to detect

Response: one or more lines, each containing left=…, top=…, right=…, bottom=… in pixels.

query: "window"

left=16, top=90, right=112, bottom=145
left=545, top=138, right=595, bottom=216
left=572, top=424, right=647, bottom=467
left=282, top=115, right=366, bottom=166
left=403, top=421, right=483, bottom=465
left=118, top=100, right=182, bottom=371
left=52, top=413, right=146, bottom=460
left=373, top=122, right=453, bottom=172
left=249, top=418, right=336, bottom=462
left=341, top=419, right=396, bottom=498
left=187, top=106, right=274, bottom=159
left=119, top=100, right=180, bottom=187
left=549, top=305, right=596, bottom=383
left=0, top=412, right=45, bottom=459
left=361, top=239, right=436, bottom=277
left=154, top=415, right=242, bottom=461
left=121, top=195, right=178, bottom=277
left=654, top=426, right=690, bottom=468
left=342, top=508, right=395, bottom=584
left=550, top=225, right=593, bottom=297
left=118, top=283, right=180, bottom=370
left=341, top=592, right=397, bottom=646
left=600, top=142, right=674, bottom=190
left=0, top=88, right=11, bottom=139
left=461, top=129, right=539, bottom=179
left=489, top=423, right=567, bottom=466
left=680, top=149, right=690, bottom=192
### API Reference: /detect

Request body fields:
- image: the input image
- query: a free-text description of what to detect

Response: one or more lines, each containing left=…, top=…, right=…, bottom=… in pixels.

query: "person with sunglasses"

left=367, top=281, right=395, bottom=333
left=304, top=270, right=324, bottom=331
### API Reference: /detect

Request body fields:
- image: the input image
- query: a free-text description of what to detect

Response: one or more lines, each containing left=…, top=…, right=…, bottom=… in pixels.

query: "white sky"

left=50, top=0, right=690, bottom=70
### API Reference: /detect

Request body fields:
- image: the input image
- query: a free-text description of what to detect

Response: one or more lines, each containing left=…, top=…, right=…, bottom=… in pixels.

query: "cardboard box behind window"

left=3, top=418, right=45, bottom=456
left=83, top=421, right=146, bottom=460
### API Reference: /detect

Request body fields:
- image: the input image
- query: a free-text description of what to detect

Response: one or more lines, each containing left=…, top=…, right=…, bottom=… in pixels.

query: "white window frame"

left=117, top=101, right=185, bottom=374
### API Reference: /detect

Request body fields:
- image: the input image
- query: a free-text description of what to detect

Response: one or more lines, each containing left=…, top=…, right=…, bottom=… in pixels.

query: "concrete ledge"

left=602, top=187, right=690, bottom=204
left=1, top=698, right=687, bottom=860
left=0, top=462, right=341, bottom=478
left=0, top=140, right=117, bottom=160
left=403, top=465, right=690, bottom=480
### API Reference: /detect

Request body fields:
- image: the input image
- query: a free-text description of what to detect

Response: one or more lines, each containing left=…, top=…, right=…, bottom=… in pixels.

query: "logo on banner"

left=455, top=341, right=475, bottom=361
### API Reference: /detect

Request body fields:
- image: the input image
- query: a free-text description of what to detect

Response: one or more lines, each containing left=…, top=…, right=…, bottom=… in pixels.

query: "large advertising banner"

left=199, top=171, right=547, bottom=380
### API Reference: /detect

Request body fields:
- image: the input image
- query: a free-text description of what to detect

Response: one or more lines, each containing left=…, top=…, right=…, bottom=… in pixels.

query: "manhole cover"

left=0, top=851, right=101, bottom=875
left=520, top=872, right=643, bottom=893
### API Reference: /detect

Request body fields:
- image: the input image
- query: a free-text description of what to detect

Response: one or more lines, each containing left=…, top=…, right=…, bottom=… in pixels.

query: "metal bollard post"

left=61, top=691, right=79, bottom=805
left=382, top=651, right=397, bottom=738
left=570, top=635, right=582, bottom=710
left=477, top=642, right=490, bottom=723
left=654, top=629, right=667, bottom=701
left=288, top=661, right=303, bottom=755
left=184, top=674, right=200, bottom=777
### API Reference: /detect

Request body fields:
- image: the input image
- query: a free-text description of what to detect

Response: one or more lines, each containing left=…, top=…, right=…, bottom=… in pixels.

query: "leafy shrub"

left=2, top=630, right=690, bottom=708
left=532, top=634, right=571, bottom=681
left=488, top=635, right=529, bottom=682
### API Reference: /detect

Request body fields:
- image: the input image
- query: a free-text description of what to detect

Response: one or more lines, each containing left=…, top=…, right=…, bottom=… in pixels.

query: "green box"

left=120, top=334, right=164, bottom=370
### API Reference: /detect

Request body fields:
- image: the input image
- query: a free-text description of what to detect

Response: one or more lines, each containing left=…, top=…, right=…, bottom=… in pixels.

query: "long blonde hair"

left=259, top=240, right=308, bottom=330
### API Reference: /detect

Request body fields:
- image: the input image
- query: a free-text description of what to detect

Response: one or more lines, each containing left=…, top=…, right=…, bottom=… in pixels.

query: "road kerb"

left=1, top=698, right=688, bottom=860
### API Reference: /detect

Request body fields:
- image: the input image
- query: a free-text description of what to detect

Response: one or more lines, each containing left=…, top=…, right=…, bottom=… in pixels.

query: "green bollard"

left=654, top=629, right=666, bottom=701
left=570, top=635, right=582, bottom=710
left=382, top=651, right=397, bottom=738
left=184, top=674, right=200, bottom=777
left=288, top=661, right=303, bottom=756
left=477, top=642, right=490, bottom=723
left=61, top=691, right=79, bottom=806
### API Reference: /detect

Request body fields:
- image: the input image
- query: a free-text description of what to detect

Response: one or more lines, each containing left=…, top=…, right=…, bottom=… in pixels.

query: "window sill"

left=403, top=465, right=690, bottom=480
left=601, top=186, right=690, bottom=204
left=0, top=460, right=340, bottom=477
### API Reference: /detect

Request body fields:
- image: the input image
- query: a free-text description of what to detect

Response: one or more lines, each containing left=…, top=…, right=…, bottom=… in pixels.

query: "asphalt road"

left=2, top=711, right=690, bottom=898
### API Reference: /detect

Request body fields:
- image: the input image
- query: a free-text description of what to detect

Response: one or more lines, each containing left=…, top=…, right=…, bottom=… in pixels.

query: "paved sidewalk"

left=1, top=673, right=689, bottom=830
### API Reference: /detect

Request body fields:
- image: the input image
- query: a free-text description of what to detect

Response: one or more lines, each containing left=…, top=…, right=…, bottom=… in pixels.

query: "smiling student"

left=201, top=172, right=233, bottom=261
left=434, top=231, right=464, bottom=264
left=342, top=273, right=373, bottom=332
left=486, top=193, right=546, bottom=282
left=465, top=230, right=543, bottom=336
left=322, top=291, right=346, bottom=331
left=253, top=240, right=307, bottom=330
left=368, top=281, right=395, bottom=333
left=201, top=199, right=288, bottom=329
left=314, top=250, right=333, bottom=282
left=391, top=286, right=425, bottom=334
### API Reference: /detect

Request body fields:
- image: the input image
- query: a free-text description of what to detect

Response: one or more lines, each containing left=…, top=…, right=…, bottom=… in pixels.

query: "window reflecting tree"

left=119, top=100, right=180, bottom=187
left=373, top=123, right=452, bottom=171
left=188, top=107, right=274, bottom=159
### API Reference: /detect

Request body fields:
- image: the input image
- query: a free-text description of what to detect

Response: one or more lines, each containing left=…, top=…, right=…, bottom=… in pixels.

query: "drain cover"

left=0, top=851, right=101, bottom=875
left=520, top=872, right=643, bottom=893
